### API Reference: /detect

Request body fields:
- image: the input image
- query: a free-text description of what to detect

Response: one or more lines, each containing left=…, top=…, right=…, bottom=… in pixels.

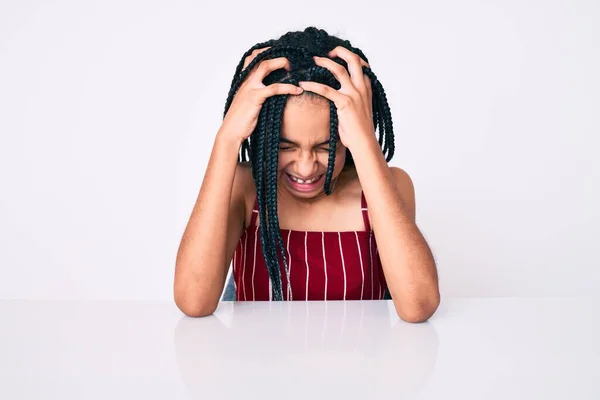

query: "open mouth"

left=285, top=173, right=324, bottom=191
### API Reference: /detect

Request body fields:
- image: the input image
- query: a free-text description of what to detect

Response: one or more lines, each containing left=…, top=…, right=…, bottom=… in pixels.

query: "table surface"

left=1, top=297, right=598, bottom=399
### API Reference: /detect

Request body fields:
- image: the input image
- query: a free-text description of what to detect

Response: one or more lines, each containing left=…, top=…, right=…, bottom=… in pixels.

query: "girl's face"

left=277, top=96, right=347, bottom=200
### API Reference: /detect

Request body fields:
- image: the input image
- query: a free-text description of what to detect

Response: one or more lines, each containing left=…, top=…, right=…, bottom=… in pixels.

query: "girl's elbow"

left=174, top=289, right=219, bottom=318
left=393, top=292, right=440, bottom=323
left=178, top=303, right=217, bottom=318
left=396, top=308, right=435, bottom=323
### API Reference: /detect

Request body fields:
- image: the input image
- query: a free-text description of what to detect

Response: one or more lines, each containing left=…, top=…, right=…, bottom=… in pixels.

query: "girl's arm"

left=352, top=138, right=440, bottom=322
left=173, top=130, right=247, bottom=317
left=173, top=50, right=302, bottom=316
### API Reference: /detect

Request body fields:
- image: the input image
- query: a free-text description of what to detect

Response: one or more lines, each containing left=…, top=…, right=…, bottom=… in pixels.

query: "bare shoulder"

left=389, top=166, right=415, bottom=193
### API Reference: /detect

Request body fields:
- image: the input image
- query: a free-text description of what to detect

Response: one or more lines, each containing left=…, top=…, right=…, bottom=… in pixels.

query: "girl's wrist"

left=216, top=128, right=244, bottom=151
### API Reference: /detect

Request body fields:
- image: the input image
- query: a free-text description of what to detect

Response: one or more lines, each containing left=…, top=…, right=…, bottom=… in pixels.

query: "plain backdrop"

left=0, top=0, right=598, bottom=301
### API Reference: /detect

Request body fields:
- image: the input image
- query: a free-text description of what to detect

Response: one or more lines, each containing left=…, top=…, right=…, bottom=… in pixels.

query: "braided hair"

left=222, top=26, right=395, bottom=301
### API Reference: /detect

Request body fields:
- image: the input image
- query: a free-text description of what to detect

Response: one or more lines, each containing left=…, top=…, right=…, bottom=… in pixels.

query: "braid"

left=365, top=68, right=395, bottom=162
left=264, top=96, right=282, bottom=299
left=266, top=95, right=292, bottom=300
left=262, top=97, right=282, bottom=298
left=379, top=83, right=396, bottom=162
left=323, top=101, right=338, bottom=195
left=223, top=26, right=396, bottom=300
left=253, top=102, right=275, bottom=296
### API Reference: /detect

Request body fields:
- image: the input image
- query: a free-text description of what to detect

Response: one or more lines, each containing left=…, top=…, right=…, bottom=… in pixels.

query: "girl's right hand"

left=219, top=47, right=304, bottom=143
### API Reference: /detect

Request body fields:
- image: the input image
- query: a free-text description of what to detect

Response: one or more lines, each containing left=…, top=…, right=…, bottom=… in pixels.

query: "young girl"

left=174, top=27, right=440, bottom=322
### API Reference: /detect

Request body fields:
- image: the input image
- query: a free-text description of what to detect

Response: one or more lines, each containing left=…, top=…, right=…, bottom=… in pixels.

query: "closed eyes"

left=279, top=136, right=340, bottom=151
left=279, top=146, right=330, bottom=152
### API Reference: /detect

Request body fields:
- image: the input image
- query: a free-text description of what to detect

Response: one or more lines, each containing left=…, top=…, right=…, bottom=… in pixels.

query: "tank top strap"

left=360, top=190, right=372, bottom=232
left=249, top=194, right=259, bottom=227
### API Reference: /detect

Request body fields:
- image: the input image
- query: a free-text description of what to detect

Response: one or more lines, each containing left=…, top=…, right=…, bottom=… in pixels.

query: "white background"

left=1, top=0, right=598, bottom=300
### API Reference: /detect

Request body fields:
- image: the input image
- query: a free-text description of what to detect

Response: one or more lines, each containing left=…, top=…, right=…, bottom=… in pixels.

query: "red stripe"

left=234, top=229, right=383, bottom=301
left=276, top=231, right=291, bottom=301
left=354, top=232, right=365, bottom=300
left=323, top=232, right=342, bottom=300
left=251, top=225, right=259, bottom=300
left=338, top=232, right=347, bottom=300
left=305, top=231, right=325, bottom=300
left=286, top=230, right=292, bottom=300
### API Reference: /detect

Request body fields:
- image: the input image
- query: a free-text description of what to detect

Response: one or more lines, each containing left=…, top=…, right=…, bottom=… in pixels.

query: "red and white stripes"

left=231, top=191, right=387, bottom=301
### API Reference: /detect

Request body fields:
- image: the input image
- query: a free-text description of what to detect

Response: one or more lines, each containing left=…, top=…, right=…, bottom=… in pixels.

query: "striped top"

left=231, top=190, right=388, bottom=301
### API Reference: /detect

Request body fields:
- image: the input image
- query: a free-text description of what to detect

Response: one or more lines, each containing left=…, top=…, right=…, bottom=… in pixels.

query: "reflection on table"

left=174, top=300, right=439, bottom=399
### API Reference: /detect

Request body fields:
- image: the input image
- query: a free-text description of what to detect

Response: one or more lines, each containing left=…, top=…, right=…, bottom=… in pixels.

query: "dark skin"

left=302, top=47, right=440, bottom=322
left=174, top=45, right=439, bottom=321
left=262, top=46, right=440, bottom=322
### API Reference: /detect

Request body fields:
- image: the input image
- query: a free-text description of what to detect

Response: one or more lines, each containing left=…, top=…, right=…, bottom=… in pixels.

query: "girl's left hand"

left=298, top=46, right=374, bottom=151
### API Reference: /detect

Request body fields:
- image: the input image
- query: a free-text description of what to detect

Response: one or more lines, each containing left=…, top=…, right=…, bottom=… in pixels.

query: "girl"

left=174, top=27, right=440, bottom=322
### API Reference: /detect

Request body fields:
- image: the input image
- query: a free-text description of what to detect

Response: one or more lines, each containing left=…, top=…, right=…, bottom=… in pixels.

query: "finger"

left=243, top=47, right=271, bottom=70
left=328, top=46, right=370, bottom=68
left=297, top=81, right=349, bottom=108
left=251, top=57, right=292, bottom=82
left=258, top=83, right=303, bottom=100
left=327, top=46, right=370, bottom=91
left=312, top=56, right=354, bottom=92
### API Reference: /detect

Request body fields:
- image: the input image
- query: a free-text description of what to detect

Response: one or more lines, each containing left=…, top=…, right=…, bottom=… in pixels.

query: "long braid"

left=378, top=81, right=396, bottom=162
left=253, top=102, right=277, bottom=298
left=264, top=96, right=283, bottom=299
left=223, top=26, right=396, bottom=300
left=370, top=70, right=388, bottom=157
left=266, top=95, right=292, bottom=300
left=323, top=101, right=338, bottom=195
left=365, top=68, right=395, bottom=162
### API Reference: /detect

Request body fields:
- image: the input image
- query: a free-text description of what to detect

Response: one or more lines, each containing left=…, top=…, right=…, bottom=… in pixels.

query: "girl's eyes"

left=278, top=147, right=330, bottom=152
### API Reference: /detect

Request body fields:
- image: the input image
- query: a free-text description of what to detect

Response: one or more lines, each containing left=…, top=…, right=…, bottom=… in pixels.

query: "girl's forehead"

left=281, top=100, right=331, bottom=144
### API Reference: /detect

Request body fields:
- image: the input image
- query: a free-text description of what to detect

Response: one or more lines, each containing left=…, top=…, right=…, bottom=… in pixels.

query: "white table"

left=1, top=297, right=598, bottom=399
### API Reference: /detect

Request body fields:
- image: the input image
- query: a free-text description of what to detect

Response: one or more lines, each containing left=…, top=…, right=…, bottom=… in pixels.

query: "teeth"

left=290, top=174, right=319, bottom=184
